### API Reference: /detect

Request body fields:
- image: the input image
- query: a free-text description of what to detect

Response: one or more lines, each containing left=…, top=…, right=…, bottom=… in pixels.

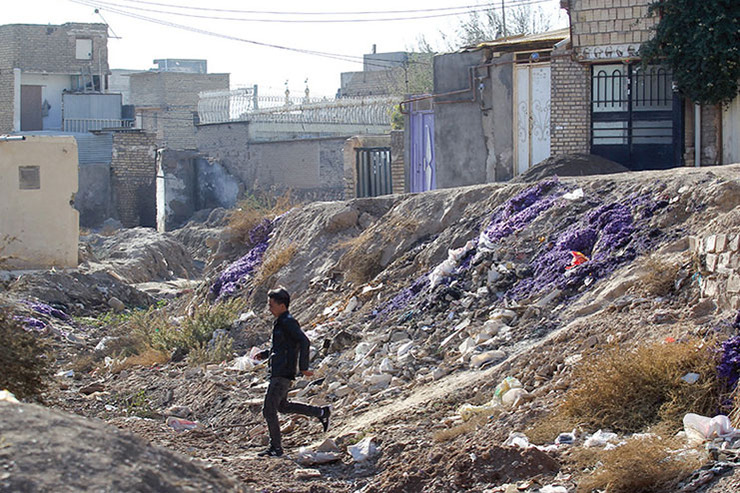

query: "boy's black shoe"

left=319, top=406, right=331, bottom=432
left=257, top=447, right=283, bottom=457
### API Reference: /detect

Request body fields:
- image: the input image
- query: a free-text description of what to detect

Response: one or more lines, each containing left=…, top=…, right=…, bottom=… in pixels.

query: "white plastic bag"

left=683, top=413, right=738, bottom=444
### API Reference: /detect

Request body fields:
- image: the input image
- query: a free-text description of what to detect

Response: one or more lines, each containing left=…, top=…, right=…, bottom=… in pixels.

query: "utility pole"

left=501, top=0, right=507, bottom=37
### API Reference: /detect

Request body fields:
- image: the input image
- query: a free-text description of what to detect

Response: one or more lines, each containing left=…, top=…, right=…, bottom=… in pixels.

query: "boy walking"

left=257, top=287, right=330, bottom=457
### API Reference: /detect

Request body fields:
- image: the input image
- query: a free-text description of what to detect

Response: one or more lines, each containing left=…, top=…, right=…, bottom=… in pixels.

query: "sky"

left=3, top=0, right=568, bottom=97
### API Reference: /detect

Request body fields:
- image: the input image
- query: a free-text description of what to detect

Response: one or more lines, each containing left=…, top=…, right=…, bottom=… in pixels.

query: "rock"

left=79, top=383, right=105, bottom=395
left=294, top=468, right=321, bottom=479
left=326, top=207, right=359, bottom=233
left=470, top=350, right=506, bottom=368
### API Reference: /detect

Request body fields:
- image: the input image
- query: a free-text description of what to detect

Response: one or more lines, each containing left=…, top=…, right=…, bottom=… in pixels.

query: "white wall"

left=723, top=96, right=740, bottom=165
left=20, top=73, right=73, bottom=131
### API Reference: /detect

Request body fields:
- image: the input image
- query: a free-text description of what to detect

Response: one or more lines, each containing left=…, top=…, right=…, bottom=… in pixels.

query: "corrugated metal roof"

left=462, top=27, right=570, bottom=52
left=13, top=130, right=113, bottom=164
left=74, top=132, right=113, bottom=165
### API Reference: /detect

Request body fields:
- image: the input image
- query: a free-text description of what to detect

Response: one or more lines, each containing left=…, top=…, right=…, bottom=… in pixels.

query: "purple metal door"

left=409, top=100, right=435, bottom=193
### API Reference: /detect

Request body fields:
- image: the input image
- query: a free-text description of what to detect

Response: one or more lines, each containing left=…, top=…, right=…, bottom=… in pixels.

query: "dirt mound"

left=6, top=270, right=153, bottom=315
left=514, top=153, right=630, bottom=183
left=81, top=227, right=199, bottom=284
left=0, top=400, right=247, bottom=492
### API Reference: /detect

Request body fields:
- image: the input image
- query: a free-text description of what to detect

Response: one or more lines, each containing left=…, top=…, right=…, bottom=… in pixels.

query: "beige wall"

left=0, top=135, right=79, bottom=269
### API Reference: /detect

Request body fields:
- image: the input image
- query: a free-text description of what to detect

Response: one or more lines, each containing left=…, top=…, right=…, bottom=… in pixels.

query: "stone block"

left=689, top=236, right=699, bottom=252
left=705, top=235, right=716, bottom=253
left=730, top=235, right=739, bottom=252
left=716, top=234, right=728, bottom=252
left=706, top=253, right=718, bottom=273
left=702, top=278, right=718, bottom=298
left=728, top=274, right=740, bottom=294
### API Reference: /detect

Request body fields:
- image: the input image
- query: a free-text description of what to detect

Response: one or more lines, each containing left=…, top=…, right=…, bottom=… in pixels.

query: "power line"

left=69, top=0, right=436, bottom=69
left=77, top=0, right=498, bottom=23
left=98, top=0, right=500, bottom=16
left=77, top=0, right=558, bottom=23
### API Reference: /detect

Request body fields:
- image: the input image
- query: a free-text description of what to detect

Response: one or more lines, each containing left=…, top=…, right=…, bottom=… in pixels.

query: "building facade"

left=552, top=0, right=726, bottom=169
left=130, top=68, right=229, bottom=150
left=0, top=23, right=113, bottom=134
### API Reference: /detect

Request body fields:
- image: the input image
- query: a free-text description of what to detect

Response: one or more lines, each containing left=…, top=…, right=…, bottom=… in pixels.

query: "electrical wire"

left=69, top=0, right=435, bottom=68
left=76, top=0, right=499, bottom=23
left=78, top=0, right=557, bottom=23
left=93, top=0, right=500, bottom=16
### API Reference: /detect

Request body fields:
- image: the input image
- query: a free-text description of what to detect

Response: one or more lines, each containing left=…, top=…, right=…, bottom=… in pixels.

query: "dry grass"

left=226, top=190, right=299, bottom=246
left=433, top=412, right=499, bottom=443
left=334, top=215, right=419, bottom=285
left=111, top=349, right=170, bottom=373
left=631, top=254, right=681, bottom=297
left=255, top=243, right=299, bottom=284
left=572, top=435, right=703, bottom=493
left=559, top=337, right=721, bottom=433
left=187, top=333, right=234, bottom=367
left=525, top=412, right=580, bottom=445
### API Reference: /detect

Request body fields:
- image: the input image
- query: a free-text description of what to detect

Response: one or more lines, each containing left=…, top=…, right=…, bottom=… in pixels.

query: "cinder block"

left=706, top=253, right=718, bottom=272
left=703, top=278, right=718, bottom=298
left=730, top=235, right=739, bottom=252
left=705, top=235, right=717, bottom=253
left=689, top=236, right=699, bottom=252
left=728, top=274, right=740, bottom=294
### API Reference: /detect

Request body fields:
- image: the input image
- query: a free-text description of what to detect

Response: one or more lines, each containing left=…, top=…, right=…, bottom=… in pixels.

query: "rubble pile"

left=3, top=164, right=740, bottom=492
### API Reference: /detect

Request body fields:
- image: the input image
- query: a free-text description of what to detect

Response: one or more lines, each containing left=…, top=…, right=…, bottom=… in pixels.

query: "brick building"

left=551, top=0, right=732, bottom=169
left=109, top=129, right=158, bottom=228
left=130, top=67, right=229, bottom=150
left=0, top=23, right=112, bottom=134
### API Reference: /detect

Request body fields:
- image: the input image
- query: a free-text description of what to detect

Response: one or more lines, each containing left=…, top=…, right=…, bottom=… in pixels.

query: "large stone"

left=706, top=235, right=717, bottom=253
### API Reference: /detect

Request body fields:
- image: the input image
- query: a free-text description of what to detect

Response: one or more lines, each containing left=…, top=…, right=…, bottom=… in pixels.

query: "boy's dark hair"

left=267, top=286, right=290, bottom=309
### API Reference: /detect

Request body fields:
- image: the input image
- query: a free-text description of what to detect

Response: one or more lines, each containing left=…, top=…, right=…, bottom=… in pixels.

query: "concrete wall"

left=21, top=73, right=72, bottom=131
left=0, top=135, right=79, bottom=269
left=130, top=71, right=229, bottom=150
left=433, top=50, right=514, bottom=188
left=77, top=162, right=113, bottom=228
left=155, top=149, right=240, bottom=231
left=723, top=97, right=740, bottom=165
left=110, top=130, right=157, bottom=228
left=196, top=122, right=346, bottom=202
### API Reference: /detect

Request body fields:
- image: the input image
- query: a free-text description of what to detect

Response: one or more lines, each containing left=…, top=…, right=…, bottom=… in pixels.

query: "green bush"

left=0, top=310, right=52, bottom=400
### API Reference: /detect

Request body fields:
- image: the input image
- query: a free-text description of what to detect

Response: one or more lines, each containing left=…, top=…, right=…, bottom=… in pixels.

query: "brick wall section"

left=570, top=0, right=657, bottom=52
left=390, top=130, right=405, bottom=193
left=0, top=23, right=108, bottom=75
left=131, top=71, right=228, bottom=150
left=0, top=69, right=14, bottom=134
left=691, top=234, right=740, bottom=311
left=110, top=130, right=157, bottom=228
left=550, top=49, right=591, bottom=155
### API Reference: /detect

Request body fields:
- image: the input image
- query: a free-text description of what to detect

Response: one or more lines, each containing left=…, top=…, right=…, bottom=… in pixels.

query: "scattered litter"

left=166, top=417, right=202, bottom=432
left=683, top=413, right=740, bottom=445
left=562, top=188, right=584, bottom=201
left=296, top=449, right=341, bottom=466
left=493, top=377, right=523, bottom=406
left=539, top=486, right=568, bottom=493
left=56, top=369, right=75, bottom=378
left=504, top=432, right=530, bottom=449
left=0, top=390, right=19, bottom=403
left=583, top=429, right=619, bottom=448
left=555, top=431, right=576, bottom=445
left=681, top=372, right=701, bottom=384
left=565, top=251, right=589, bottom=270
left=293, top=468, right=321, bottom=479
left=348, top=436, right=379, bottom=462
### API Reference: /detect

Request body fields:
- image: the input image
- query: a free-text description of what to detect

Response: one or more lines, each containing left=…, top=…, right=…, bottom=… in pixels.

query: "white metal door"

left=515, top=63, right=551, bottom=175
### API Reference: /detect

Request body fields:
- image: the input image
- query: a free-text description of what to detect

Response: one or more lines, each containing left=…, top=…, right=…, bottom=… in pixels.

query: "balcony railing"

left=63, top=118, right=135, bottom=133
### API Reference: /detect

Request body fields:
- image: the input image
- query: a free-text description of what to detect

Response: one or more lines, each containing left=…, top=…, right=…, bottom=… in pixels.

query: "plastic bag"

left=683, top=413, right=738, bottom=444
left=493, top=376, right=523, bottom=405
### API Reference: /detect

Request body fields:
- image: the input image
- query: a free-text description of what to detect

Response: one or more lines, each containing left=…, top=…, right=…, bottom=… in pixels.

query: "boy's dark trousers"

left=263, top=376, right=322, bottom=450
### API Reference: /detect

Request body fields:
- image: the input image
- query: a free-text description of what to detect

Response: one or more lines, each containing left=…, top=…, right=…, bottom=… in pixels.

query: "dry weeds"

left=631, top=254, right=681, bottom=297
left=572, top=435, right=703, bottom=493
left=226, top=190, right=299, bottom=246
left=111, top=349, right=170, bottom=373
left=255, top=243, right=299, bottom=284
left=559, top=337, right=721, bottom=433
left=433, top=413, right=494, bottom=443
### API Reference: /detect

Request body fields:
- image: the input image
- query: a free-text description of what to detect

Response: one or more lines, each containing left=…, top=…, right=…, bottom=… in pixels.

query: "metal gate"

left=591, top=64, right=682, bottom=170
left=515, top=63, right=551, bottom=175
left=355, top=147, right=392, bottom=197
left=408, top=98, right=436, bottom=192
